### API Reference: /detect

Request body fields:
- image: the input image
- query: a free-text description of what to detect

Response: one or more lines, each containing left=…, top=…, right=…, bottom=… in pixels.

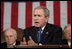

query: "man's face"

left=5, top=29, right=17, bottom=45
left=65, top=26, right=71, bottom=41
left=34, top=9, right=49, bottom=28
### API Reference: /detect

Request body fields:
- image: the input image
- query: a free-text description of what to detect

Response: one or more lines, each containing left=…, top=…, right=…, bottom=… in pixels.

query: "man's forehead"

left=6, top=29, right=13, bottom=32
left=35, top=9, right=44, bottom=11
left=34, top=9, right=44, bottom=14
left=5, top=29, right=15, bottom=35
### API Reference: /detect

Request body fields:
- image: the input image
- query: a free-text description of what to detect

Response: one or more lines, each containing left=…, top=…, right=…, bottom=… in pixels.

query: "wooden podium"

left=10, top=45, right=69, bottom=48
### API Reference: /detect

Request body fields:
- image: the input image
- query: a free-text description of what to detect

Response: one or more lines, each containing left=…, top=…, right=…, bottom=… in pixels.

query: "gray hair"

left=34, top=6, right=49, bottom=17
left=64, top=24, right=71, bottom=33
left=4, top=28, right=17, bottom=36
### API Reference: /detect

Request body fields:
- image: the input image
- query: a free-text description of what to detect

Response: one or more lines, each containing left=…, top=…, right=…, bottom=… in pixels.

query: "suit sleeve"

left=22, top=29, right=30, bottom=42
left=53, top=27, right=62, bottom=44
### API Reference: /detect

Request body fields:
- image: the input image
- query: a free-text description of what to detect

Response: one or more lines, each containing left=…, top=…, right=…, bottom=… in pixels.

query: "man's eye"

left=6, top=36, right=8, bottom=38
left=38, top=15, right=41, bottom=17
left=34, top=15, right=36, bottom=17
left=10, top=35, right=13, bottom=37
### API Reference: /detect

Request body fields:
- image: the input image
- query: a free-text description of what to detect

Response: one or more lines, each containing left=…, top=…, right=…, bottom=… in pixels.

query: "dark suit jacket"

left=62, top=39, right=68, bottom=45
left=62, top=39, right=71, bottom=48
left=1, top=41, right=20, bottom=48
left=23, top=23, right=62, bottom=45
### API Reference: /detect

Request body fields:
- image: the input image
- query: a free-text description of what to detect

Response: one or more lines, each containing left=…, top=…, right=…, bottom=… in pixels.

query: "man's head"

left=64, top=24, right=71, bottom=41
left=34, top=6, right=49, bottom=28
left=4, top=28, right=17, bottom=45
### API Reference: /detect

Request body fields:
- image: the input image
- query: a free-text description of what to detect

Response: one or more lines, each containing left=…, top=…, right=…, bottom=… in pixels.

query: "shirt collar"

left=13, top=42, right=16, bottom=45
left=41, top=25, right=45, bottom=31
left=68, top=41, right=71, bottom=47
left=41, top=23, right=47, bottom=31
left=7, top=42, right=16, bottom=48
left=7, top=42, right=16, bottom=46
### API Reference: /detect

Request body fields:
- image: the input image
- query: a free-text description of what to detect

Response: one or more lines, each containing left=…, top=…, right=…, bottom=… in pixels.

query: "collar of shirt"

left=7, top=42, right=16, bottom=48
left=7, top=42, right=16, bottom=46
left=13, top=42, right=16, bottom=45
left=41, top=25, right=46, bottom=34
left=68, top=41, right=71, bottom=47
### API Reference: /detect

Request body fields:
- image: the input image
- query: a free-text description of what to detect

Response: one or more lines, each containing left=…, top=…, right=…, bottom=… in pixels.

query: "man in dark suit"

left=1, top=28, right=20, bottom=48
left=1, top=41, right=20, bottom=48
left=62, top=24, right=71, bottom=48
left=21, top=6, right=62, bottom=45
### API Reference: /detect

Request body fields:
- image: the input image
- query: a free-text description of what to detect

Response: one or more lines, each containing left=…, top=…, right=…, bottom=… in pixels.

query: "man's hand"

left=28, top=36, right=38, bottom=45
left=20, top=37, right=26, bottom=45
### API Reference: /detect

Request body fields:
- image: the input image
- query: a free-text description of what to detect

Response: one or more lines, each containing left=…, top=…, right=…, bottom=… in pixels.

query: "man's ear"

left=16, top=35, right=17, bottom=40
left=46, top=16, right=49, bottom=22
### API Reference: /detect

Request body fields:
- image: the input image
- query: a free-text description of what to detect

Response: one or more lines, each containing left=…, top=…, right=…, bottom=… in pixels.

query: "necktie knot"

left=39, top=28, right=42, bottom=32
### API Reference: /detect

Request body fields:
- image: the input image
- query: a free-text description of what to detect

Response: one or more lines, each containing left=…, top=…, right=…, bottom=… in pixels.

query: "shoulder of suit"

left=24, top=26, right=35, bottom=31
left=1, top=42, right=7, bottom=48
left=62, top=39, right=68, bottom=44
left=16, top=41, right=20, bottom=45
left=47, top=23, right=62, bottom=30
left=1, top=42, right=7, bottom=45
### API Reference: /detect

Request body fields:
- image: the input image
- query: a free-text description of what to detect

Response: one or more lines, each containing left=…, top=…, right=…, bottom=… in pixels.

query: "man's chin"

left=35, top=25, right=40, bottom=27
left=7, top=43, right=13, bottom=45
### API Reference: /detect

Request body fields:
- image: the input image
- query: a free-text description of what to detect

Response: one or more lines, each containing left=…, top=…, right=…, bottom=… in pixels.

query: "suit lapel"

left=16, top=41, right=20, bottom=45
left=41, top=23, right=51, bottom=43
left=31, top=27, right=39, bottom=43
left=42, top=23, right=50, bottom=36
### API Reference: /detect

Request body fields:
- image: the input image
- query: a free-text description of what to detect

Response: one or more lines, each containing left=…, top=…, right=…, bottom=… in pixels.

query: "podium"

left=8, top=45, right=69, bottom=48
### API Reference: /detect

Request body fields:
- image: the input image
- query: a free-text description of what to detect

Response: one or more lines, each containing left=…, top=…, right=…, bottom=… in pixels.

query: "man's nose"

left=34, top=16, right=39, bottom=20
left=8, top=36, right=11, bottom=40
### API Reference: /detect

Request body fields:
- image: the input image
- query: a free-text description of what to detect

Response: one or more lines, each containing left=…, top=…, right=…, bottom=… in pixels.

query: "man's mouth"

left=35, top=22, right=39, bottom=24
left=35, top=22, right=39, bottom=23
left=34, top=22, right=40, bottom=27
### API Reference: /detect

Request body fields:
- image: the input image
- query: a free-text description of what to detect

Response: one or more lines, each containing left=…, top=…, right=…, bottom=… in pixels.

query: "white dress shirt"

left=68, top=41, right=71, bottom=47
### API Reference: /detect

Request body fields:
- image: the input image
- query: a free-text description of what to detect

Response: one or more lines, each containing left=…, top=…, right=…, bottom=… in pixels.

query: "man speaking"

left=21, top=6, right=62, bottom=45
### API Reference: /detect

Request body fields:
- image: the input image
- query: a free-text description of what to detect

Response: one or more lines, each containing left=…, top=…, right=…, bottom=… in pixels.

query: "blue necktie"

left=38, top=29, right=42, bottom=43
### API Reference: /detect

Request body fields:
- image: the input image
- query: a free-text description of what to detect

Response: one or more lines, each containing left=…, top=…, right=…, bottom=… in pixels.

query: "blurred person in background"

left=1, top=28, right=20, bottom=48
left=62, top=24, right=71, bottom=48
